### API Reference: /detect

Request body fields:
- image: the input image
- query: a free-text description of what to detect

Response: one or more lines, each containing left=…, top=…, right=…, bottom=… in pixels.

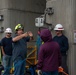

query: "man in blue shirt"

left=1, top=28, right=13, bottom=75
left=36, top=30, right=42, bottom=59
left=12, top=24, right=33, bottom=75
left=53, top=24, right=69, bottom=75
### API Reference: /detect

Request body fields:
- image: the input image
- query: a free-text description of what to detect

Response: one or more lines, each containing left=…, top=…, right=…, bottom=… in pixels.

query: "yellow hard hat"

left=15, top=24, right=24, bottom=31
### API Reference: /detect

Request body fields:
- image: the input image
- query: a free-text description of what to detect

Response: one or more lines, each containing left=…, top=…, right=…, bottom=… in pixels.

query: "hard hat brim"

left=54, top=28, right=64, bottom=30
left=5, top=31, right=12, bottom=33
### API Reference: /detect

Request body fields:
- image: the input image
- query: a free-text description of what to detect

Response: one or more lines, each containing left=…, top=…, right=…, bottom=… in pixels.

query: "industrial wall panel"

left=46, top=0, right=76, bottom=75
left=0, top=9, right=40, bottom=40
left=0, top=0, right=46, bottom=39
left=0, top=0, right=46, bottom=13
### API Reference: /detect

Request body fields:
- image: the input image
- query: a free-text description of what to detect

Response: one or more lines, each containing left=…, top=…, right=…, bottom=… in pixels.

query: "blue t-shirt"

left=53, top=35, right=69, bottom=55
left=1, top=37, right=13, bottom=56
left=36, top=35, right=42, bottom=52
left=12, top=36, right=30, bottom=61
left=0, top=41, right=1, bottom=46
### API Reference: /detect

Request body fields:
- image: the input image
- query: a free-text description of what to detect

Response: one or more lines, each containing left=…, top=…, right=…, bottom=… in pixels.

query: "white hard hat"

left=54, top=24, right=64, bottom=30
left=5, top=28, right=12, bottom=33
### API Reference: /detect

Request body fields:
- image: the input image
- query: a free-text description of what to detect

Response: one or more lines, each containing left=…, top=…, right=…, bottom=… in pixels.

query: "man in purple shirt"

left=37, top=29, right=62, bottom=75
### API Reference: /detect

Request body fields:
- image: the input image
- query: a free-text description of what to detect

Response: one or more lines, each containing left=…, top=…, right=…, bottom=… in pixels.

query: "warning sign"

left=74, top=30, right=76, bottom=43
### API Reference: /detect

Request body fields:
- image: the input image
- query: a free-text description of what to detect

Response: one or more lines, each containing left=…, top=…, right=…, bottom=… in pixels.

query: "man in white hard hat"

left=53, top=24, right=69, bottom=75
left=1, top=28, right=13, bottom=75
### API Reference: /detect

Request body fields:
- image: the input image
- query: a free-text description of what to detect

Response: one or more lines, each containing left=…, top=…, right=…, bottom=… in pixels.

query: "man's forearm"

left=12, top=34, right=24, bottom=42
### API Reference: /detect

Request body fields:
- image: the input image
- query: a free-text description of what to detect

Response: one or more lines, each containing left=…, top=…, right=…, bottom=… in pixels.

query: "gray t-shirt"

left=12, top=36, right=30, bottom=61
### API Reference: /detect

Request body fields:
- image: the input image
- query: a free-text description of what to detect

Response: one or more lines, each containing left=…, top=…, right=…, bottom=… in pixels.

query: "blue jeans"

left=3, top=55, right=12, bottom=75
left=14, top=58, right=26, bottom=75
left=42, top=71, right=58, bottom=75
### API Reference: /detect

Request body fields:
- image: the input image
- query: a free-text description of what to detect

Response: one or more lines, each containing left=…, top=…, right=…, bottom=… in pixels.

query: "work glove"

left=37, top=70, right=42, bottom=75
left=58, top=66, right=63, bottom=72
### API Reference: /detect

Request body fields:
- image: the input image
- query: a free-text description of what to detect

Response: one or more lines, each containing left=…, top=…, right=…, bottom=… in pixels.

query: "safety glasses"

left=55, top=30, right=60, bottom=32
left=7, top=33, right=11, bottom=34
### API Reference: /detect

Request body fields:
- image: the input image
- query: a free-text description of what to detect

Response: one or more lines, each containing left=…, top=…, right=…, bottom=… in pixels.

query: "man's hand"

left=37, top=70, right=42, bottom=75
left=22, top=32, right=29, bottom=37
left=28, top=31, right=34, bottom=40
left=28, top=31, right=33, bottom=37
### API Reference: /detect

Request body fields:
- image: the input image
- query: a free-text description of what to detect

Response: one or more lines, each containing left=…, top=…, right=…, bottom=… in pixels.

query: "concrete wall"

left=1, top=0, right=76, bottom=75
left=46, top=0, right=76, bottom=75
left=0, top=0, right=46, bottom=40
